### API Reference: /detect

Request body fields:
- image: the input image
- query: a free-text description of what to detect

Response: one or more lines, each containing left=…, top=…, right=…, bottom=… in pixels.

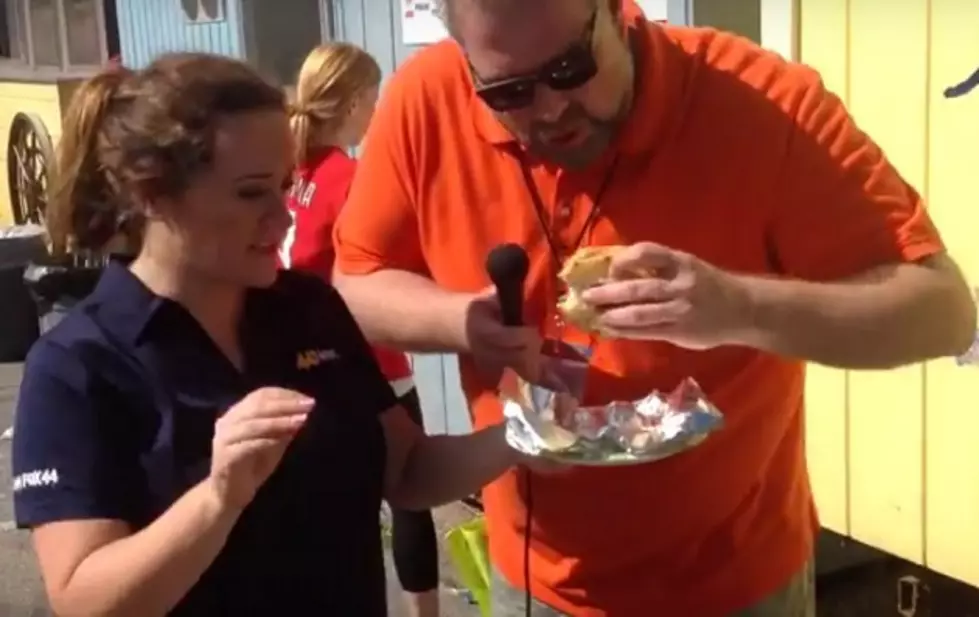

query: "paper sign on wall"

left=635, top=0, right=669, bottom=22
left=401, top=1, right=449, bottom=46
left=400, top=0, right=670, bottom=47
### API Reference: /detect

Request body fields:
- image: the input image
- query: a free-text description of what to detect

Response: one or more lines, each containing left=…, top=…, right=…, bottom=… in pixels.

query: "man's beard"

left=519, top=95, right=632, bottom=169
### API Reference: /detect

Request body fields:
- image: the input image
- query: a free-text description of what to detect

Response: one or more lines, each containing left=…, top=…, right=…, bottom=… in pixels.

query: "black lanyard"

left=514, top=155, right=620, bottom=617
left=517, top=155, right=621, bottom=276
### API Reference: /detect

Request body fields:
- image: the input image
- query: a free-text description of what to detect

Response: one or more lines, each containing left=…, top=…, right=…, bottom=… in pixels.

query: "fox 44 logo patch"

left=12, top=468, right=60, bottom=492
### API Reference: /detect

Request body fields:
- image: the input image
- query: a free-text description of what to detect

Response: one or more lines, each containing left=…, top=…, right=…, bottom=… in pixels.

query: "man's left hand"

left=581, top=242, right=753, bottom=349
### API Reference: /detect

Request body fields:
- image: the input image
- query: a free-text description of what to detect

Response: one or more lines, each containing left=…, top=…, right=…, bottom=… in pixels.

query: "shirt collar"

left=89, top=259, right=166, bottom=344
left=469, top=21, right=687, bottom=158
left=90, top=260, right=282, bottom=347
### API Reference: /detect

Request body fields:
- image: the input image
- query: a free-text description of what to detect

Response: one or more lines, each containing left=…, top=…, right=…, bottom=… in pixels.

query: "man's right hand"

left=462, top=287, right=543, bottom=386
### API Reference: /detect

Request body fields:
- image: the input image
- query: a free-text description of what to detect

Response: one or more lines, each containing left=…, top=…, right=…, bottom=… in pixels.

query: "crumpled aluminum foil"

left=500, top=357, right=724, bottom=466
left=955, top=287, right=979, bottom=366
left=957, top=332, right=979, bottom=366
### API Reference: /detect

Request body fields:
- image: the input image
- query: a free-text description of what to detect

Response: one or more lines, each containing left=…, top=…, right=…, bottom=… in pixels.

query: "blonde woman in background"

left=282, top=43, right=441, bottom=617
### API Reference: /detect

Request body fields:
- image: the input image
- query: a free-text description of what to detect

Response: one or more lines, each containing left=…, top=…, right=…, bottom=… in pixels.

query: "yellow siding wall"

left=0, top=81, right=63, bottom=225
left=800, top=0, right=979, bottom=587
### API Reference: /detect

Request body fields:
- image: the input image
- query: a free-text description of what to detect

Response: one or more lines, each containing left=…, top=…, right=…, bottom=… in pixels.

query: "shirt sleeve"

left=332, top=73, right=428, bottom=277
left=330, top=287, right=400, bottom=415
left=12, top=340, right=141, bottom=527
left=289, top=272, right=399, bottom=415
left=770, top=74, right=944, bottom=280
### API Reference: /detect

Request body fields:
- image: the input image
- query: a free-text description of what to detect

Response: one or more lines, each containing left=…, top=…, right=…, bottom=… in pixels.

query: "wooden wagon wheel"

left=6, top=112, right=55, bottom=226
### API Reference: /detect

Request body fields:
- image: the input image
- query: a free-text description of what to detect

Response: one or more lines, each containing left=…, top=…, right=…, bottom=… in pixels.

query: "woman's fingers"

left=216, top=413, right=309, bottom=447
left=222, top=387, right=315, bottom=422
left=242, top=388, right=315, bottom=417
left=223, top=438, right=283, bottom=461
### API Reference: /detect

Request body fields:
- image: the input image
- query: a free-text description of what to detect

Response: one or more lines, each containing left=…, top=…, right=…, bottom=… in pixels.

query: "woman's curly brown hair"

left=47, top=53, right=286, bottom=255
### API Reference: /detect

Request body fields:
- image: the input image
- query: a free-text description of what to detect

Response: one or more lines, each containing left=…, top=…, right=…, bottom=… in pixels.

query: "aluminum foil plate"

left=955, top=287, right=979, bottom=366
left=500, top=364, right=724, bottom=466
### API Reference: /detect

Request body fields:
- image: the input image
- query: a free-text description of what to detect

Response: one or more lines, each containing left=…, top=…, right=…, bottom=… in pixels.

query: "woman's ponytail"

left=290, top=43, right=381, bottom=166
left=47, top=67, right=131, bottom=255
left=289, top=103, right=314, bottom=168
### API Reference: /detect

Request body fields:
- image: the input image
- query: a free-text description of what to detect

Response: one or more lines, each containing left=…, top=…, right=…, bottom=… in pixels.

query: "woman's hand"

left=208, top=387, right=314, bottom=510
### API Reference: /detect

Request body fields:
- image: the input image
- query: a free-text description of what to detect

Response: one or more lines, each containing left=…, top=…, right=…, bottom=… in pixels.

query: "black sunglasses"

left=472, top=11, right=599, bottom=112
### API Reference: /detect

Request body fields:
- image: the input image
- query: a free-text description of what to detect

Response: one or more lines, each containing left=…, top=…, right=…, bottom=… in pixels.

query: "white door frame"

left=759, top=0, right=798, bottom=60
left=320, top=0, right=337, bottom=40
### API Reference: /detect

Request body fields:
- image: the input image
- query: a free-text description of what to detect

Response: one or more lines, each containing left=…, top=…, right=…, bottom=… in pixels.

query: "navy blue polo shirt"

left=11, top=261, right=397, bottom=616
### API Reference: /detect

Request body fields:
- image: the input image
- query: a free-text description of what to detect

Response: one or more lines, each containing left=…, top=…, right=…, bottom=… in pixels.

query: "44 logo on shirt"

left=296, top=348, right=339, bottom=370
left=12, top=468, right=60, bottom=492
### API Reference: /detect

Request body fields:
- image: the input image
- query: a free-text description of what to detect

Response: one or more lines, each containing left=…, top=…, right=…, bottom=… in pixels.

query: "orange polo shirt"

left=334, top=20, right=943, bottom=617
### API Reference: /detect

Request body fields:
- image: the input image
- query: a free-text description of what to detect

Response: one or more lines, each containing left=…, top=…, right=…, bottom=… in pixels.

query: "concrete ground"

left=2, top=361, right=979, bottom=616
left=0, top=363, right=50, bottom=617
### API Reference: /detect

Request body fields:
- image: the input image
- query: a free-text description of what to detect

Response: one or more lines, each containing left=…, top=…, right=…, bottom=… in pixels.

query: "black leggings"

left=391, top=388, right=440, bottom=592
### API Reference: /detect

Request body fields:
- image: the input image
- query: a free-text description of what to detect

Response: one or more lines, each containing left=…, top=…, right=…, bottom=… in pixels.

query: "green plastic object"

left=445, top=516, right=491, bottom=616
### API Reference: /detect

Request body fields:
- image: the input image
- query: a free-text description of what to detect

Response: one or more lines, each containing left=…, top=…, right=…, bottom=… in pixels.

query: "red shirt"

left=283, top=147, right=413, bottom=385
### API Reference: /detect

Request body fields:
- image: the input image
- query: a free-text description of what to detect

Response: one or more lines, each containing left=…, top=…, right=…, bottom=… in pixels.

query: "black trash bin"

left=0, top=224, right=47, bottom=362
left=23, top=254, right=108, bottom=335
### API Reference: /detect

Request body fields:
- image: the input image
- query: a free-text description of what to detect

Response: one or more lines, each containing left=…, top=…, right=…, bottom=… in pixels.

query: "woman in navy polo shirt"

left=10, top=54, right=536, bottom=617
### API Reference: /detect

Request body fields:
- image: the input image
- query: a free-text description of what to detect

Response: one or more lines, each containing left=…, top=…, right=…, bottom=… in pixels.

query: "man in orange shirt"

left=333, top=0, right=976, bottom=615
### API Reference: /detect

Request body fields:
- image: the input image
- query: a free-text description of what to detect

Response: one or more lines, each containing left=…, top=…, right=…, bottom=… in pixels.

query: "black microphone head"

left=486, top=243, right=530, bottom=286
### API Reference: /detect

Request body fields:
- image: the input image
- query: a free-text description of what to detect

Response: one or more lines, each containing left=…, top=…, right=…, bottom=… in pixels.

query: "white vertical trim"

left=54, top=0, right=69, bottom=69
left=326, top=0, right=344, bottom=40
left=319, top=0, right=335, bottom=40
left=232, top=0, right=249, bottom=60
left=760, top=0, right=798, bottom=61
left=666, top=0, right=692, bottom=25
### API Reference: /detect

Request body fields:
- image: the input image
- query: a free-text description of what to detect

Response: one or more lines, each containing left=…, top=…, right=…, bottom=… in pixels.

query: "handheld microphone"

left=485, top=243, right=530, bottom=327
left=486, top=242, right=534, bottom=617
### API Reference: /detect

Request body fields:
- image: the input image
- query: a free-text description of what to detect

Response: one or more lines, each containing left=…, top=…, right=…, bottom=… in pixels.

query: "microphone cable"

left=522, top=467, right=534, bottom=616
